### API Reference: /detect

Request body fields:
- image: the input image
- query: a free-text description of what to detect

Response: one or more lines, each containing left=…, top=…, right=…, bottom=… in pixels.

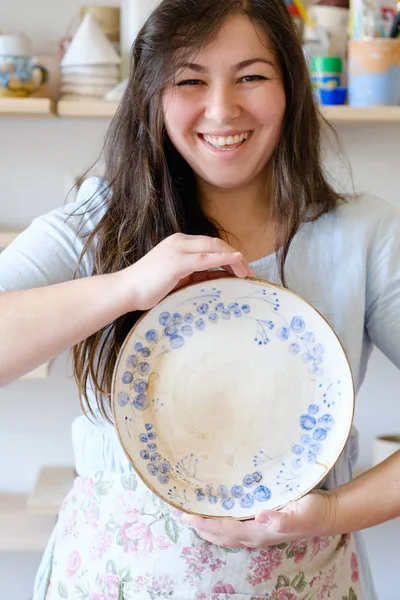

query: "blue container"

left=311, top=74, right=341, bottom=89
left=319, top=87, right=347, bottom=105
left=348, top=40, right=400, bottom=106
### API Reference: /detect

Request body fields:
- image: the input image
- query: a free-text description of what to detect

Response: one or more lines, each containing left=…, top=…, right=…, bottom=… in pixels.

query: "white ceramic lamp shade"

left=61, top=13, right=121, bottom=68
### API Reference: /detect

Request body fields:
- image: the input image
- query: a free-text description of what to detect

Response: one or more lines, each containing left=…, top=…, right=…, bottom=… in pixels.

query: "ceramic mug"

left=0, top=55, right=48, bottom=97
left=348, top=39, right=400, bottom=106
left=0, top=33, right=32, bottom=57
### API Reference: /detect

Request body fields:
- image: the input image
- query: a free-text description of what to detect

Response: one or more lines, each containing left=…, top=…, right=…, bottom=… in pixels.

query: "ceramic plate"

left=112, top=278, right=354, bottom=519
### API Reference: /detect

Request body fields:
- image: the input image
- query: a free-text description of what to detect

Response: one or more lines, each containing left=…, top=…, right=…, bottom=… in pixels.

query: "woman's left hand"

left=183, top=490, right=338, bottom=549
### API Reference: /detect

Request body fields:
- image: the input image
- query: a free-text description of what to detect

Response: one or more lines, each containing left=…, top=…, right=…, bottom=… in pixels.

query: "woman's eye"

left=240, top=75, right=267, bottom=82
left=176, top=79, right=203, bottom=86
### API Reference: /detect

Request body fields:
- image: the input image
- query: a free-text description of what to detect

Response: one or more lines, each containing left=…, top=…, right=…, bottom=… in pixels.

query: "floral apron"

left=43, top=471, right=362, bottom=600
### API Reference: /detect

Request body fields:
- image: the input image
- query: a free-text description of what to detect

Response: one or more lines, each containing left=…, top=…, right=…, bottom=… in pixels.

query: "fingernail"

left=259, top=516, right=270, bottom=526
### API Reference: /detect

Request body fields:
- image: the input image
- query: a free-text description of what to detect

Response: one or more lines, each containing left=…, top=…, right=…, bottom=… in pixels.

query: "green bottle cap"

left=309, top=56, right=342, bottom=73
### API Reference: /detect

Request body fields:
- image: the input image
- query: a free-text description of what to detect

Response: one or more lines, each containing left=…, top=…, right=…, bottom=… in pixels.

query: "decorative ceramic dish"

left=112, top=278, right=354, bottom=519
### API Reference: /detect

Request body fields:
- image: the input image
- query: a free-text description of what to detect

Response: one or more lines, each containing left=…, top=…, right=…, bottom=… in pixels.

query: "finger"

left=230, top=260, right=251, bottom=278
left=206, top=535, right=243, bottom=549
left=226, top=520, right=280, bottom=548
left=221, top=265, right=235, bottom=276
left=256, top=508, right=296, bottom=534
left=184, top=519, right=243, bottom=549
left=173, top=269, right=233, bottom=294
left=183, top=515, right=207, bottom=529
left=183, top=515, right=231, bottom=541
left=197, top=531, right=243, bottom=549
left=181, top=236, right=253, bottom=276
left=184, top=515, right=249, bottom=543
left=176, top=252, right=247, bottom=280
left=181, top=235, right=237, bottom=255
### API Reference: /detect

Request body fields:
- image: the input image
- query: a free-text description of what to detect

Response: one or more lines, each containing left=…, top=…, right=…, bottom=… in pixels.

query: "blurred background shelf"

left=0, top=229, right=23, bottom=247
left=2, top=100, right=400, bottom=123
left=57, top=99, right=119, bottom=117
left=21, top=363, right=51, bottom=380
left=57, top=102, right=400, bottom=123
left=322, top=106, right=400, bottom=124
left=27, top=466, right=76, bottom=515
left=0, top=467, right=75, bottom=552
left=0, top=494, right=56, bottom=552
left=0, top=98, right=55, bottom=117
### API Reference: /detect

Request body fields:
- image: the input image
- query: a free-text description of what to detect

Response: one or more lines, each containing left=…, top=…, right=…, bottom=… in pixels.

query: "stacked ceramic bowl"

left=60, top=13, right=120, bottom=101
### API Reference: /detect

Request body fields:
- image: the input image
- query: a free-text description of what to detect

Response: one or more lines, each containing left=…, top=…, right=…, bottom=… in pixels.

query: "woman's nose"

left=204, top=84, right=241, bottom=125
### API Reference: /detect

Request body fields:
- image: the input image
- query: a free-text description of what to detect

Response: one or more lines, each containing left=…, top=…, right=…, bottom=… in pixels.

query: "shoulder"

left=336, top=193, right=399, bottom=221
left=21, top=175, right=107, bottom=254
left=37, top=176, right=108, bottom=239
left=313, top=194, right=400, bottom=243
left=0, top=177, right=108, bottom=291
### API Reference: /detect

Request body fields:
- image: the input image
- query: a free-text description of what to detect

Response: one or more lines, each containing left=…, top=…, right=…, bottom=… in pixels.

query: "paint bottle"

left=309, top=56, right=342, bottom=90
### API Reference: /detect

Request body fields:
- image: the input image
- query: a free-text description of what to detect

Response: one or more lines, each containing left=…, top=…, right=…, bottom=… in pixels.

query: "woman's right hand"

left=116, top=233, right=252, bottom=313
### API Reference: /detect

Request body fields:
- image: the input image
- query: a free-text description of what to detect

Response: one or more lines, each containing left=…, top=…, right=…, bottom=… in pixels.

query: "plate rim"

left=111, top=276, right=355, bottom=520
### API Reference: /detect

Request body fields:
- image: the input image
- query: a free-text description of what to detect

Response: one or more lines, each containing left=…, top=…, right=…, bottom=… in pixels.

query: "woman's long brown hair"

left=73, top=0, right=345, bottom=422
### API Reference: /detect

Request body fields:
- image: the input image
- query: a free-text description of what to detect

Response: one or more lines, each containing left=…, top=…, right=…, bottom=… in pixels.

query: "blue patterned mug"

left=0, top=55, right=48, bottom=97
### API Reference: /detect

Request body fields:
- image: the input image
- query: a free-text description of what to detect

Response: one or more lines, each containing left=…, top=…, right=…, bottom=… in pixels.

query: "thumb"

left=255, top=506, right=302, bottom=535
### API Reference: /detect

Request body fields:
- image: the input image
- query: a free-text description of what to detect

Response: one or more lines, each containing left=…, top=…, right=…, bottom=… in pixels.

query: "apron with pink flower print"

left=42, top=471, right=362, bottom=600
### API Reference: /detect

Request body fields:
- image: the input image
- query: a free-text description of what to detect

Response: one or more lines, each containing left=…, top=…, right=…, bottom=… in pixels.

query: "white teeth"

left=202, top=132, right=249, bottom=149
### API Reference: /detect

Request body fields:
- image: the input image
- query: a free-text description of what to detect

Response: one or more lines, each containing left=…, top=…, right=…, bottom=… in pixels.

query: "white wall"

left=1, top=2, right=400, bottom=598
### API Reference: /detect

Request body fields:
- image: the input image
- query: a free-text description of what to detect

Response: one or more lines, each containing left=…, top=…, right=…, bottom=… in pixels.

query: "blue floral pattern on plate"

left=113, top=278, right=354, bottom=519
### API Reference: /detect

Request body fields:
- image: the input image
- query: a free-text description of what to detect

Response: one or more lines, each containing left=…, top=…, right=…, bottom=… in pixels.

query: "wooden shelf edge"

left=0, top=229, right=23, bottom=248
left=0, top=466, right=75, bottom=552
left=322, top=105, right=400, bottom=124
left=0, top=97, right=55, bottom=117
left=57, top=103, right=400, bottom=122
left=27, top=466, right=76, bottom=515
left=22, top=362, right=51, bottom=380
left=2, top=99, right=400, bottom=122
left=57, top=99, right=119, bottom=118
left=0, top=494, right=55, bottom=552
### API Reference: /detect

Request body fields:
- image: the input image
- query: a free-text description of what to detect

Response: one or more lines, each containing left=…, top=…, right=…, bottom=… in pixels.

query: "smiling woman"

left=163, top=15, right=285, bottom=192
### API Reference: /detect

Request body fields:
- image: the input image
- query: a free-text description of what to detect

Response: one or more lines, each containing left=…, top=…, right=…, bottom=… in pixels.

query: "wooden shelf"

left=0, top=494, right=55, bottom=552
left=21, top=362, right=51, bottom=380
left=57, top=99, right=119, bottom=118
left=0, top=97, right=55, bottom=117
left=27, top=466, right=76, bottom=515
left=0, top=229, right=23, bottom=248
left=322, top=106, right=400, bottom=124
left=1, top=99, right=400, bottom=123
left=57, top=102, right=400, bottom=123
left=0, top=467, right=75, bottom=551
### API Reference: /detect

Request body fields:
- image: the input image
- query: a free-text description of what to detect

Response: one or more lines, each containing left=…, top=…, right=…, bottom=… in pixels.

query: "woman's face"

left=163, top=14, right=286, bottom=191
